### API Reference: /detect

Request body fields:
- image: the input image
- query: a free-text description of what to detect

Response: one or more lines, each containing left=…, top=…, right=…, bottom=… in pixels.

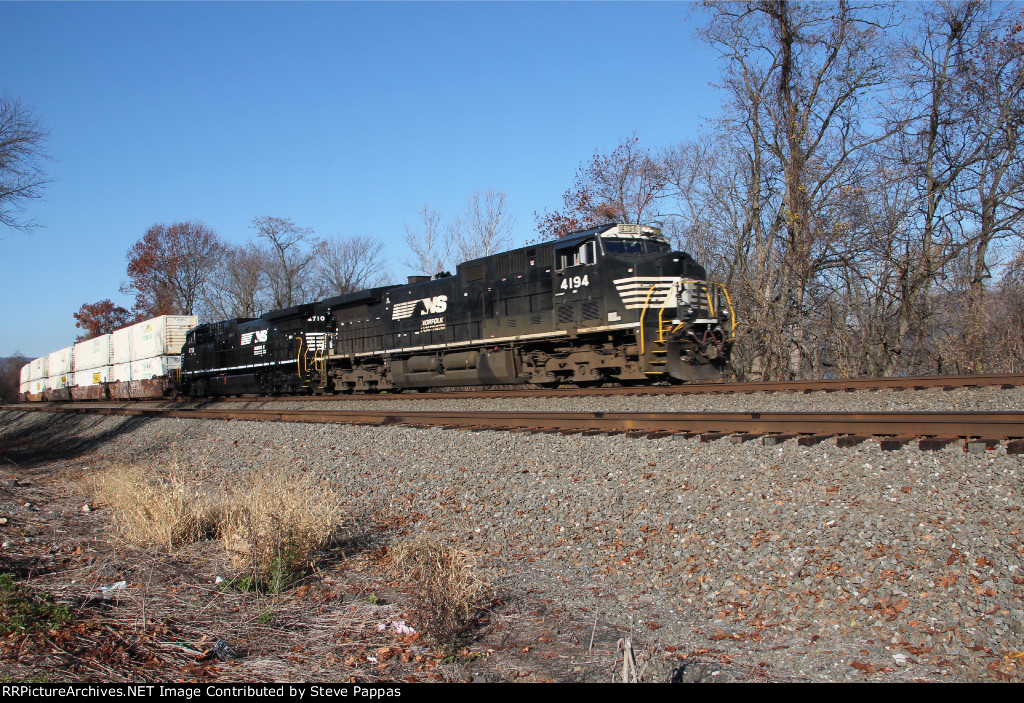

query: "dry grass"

left=90, top=460, right=345, bottom=587
left=220, top=469, right=345, bottom=581
left=91, top=460, right=219, bottom=550
left=389, top=537, right=490, bottom=649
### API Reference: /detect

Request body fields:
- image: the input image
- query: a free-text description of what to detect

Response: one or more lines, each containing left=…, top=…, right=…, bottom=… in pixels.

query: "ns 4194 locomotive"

left=180, top=224, right=735, bottom=395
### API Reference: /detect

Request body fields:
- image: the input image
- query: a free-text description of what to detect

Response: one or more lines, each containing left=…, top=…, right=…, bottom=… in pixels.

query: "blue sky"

left=1, top=1, right=723, bottom=358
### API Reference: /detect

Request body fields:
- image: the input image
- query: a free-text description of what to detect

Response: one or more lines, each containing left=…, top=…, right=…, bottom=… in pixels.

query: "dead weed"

left=388, top=537, right=491, bottom=650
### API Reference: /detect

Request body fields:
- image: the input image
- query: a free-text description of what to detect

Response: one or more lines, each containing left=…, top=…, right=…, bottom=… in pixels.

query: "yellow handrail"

left=315, top=336, right=328, bottom=387
left=717, top=284, right=737, bottom=341
left=638, top=284, right=658, bottom=356
left=657, top=287, right=676, bottom=344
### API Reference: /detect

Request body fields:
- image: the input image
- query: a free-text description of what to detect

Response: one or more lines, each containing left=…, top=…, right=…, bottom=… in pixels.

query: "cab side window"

left=579, top=240, right=596, bottom=265
left=556, top=240, right=597, bottom=269
left=556, top=246, right=575, bottom=270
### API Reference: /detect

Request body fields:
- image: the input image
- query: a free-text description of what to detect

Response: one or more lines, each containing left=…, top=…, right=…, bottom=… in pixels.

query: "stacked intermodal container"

left=108, top=315, right=197, bottom=398
left=19, top=314, right=197, bottom=401
left=26, top=356, right=49, bottom=400
left=18, top=364, right=30, bottom=401
left=45, top=346, right=75, bottom=401
left=72, top=334, right=113, bottom=399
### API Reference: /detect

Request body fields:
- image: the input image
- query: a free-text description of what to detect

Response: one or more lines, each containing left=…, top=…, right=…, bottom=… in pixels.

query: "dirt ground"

left=0, top=438, right=742, bottom=684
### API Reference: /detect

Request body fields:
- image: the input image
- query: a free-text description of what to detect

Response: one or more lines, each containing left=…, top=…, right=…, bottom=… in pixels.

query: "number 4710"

left=560, top=275, right=590, bottom=290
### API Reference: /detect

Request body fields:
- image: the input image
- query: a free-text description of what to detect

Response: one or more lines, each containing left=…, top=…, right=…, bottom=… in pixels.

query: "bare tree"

left=0, top=91, right=52, bottom=233
left=689, top=0, right=895, bottom=379
left=405, top=191, right=521, bottom=277
left=950, top=2, right=1024, bottom=370
left=319, top=234, right=390, bottom=294
left=200, top=244, right=271, bottom=320
left=881, top=0, right=989, bottom=374
left=403, top=205, right=450, bottom=277
left=251, top=216, right=325, bottom=309
left=869, top=0, right=1024, bottom=374
left=988, top=247, right=1024, bottom=371
left=447, top=189, right=517, bottom=261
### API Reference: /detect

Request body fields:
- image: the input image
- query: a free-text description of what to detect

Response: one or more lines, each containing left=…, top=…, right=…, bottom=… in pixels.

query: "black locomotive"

left=180, top=224, right=735, bottom=395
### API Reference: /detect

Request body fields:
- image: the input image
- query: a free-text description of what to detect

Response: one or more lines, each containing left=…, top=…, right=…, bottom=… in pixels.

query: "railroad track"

left=6, top=403, right=1024, bottom=454
left=202, top=372, right=1024, bottom=401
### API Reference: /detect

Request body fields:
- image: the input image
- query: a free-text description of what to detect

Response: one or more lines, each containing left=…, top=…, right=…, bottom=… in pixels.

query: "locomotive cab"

left=521, top=223, right=734, bottom=383
left=593, top=224, right=734, bottom=380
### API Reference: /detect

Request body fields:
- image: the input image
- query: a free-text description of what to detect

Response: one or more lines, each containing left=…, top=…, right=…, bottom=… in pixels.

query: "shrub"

left=388, top=538, right=490, bottom=650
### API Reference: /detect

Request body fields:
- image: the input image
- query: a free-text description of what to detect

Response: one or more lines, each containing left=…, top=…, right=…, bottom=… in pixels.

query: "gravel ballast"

left=2, top=393, right=1023, bottom=682
left=174, top=384, right=1024, bottom=413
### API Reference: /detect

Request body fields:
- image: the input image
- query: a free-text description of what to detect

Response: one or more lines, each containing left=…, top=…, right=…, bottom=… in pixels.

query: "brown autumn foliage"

left=122, top=221, right=223, bottom=318
left=535, top=136, right=665, bottom=239
left=72, top=299, right=133, bottom=342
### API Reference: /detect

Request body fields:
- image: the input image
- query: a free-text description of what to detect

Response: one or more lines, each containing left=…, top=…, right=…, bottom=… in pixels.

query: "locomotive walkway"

left=7, top=403, right=1024, bottom=454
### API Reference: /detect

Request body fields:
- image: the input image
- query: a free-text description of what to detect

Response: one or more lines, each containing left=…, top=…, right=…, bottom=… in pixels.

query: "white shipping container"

left=111, top=325, right=133, bottom=365
left=112, top=362, right=132, bottom=382
left=74, top=335, right=112, bottom=371
left=29, top=356, right=48, bottom=381
left=75, top=367, right=113, bottom=387
left=130, top=355, right=180, bottom=380
left=130, top=315, right=197, bottom=361
left=48, top=346, right=74, bottom=376
left=20, top=364, right=30, bottom=385
left=29, top=379, right=46, bottom=395
left=47, top=373, right=72, bottom=390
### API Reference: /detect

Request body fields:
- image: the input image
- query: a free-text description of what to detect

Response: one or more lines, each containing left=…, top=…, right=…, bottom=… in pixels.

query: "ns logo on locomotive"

left=180, top=223, right=735, bottom=396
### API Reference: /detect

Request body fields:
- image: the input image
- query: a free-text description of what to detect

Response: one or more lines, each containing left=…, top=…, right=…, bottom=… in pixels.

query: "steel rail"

left=7, top=404, right=1024, bottom=443
left=194, top=372, right=1024, bottom=401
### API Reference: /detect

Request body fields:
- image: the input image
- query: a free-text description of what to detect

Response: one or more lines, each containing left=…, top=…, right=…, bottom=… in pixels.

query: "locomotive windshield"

left=601, top=237, right=671, bottom=255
